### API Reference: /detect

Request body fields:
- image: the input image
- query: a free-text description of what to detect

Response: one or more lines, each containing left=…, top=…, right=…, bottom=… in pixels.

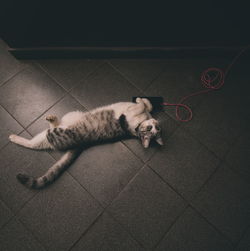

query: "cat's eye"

left=155, top=125, right=160, bottom=131
left=146, top=125, right=152, bottom=131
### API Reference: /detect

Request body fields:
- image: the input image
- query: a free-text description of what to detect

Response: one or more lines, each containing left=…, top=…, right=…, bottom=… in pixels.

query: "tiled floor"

left=0, top=39, right=249, bottom=251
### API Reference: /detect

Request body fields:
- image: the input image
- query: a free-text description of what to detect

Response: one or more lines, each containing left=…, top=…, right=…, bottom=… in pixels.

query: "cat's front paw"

left=135, top=97, right=142, bottom=104
left=9, top=134, right=18, bottom=142
left=46, top=115, right=57, bottom=122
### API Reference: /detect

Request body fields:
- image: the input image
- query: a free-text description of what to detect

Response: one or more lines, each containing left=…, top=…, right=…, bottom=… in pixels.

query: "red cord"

left=163, top=45, right=250, bottom=122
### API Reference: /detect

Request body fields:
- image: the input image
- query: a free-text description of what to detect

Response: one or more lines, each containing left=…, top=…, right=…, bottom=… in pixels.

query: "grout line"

left=103, top=163, right=147, bottom=211
left=45, top=152, right=146, bottom=250
left=0, top=103, right=26, bottom=132
left=65, top=61, right=106, bottom=93
left=105, top=210, right=146, bottom=249
left=0, top=197, right=15, bottom=231
left=147, top=164, right=236, bottom=247
left=65, top=170, right=104, bottom=209
left=107, top=61, right=146, bottom=94
left=148, top=165, right=190, bottom=204
left=35, top=60, right=104, bottom=94
left=189, top=205, right=236, bottom=247
left=119, top=139, right=148, bottom=164
left=143, top=63, right=171, bottom=93
left=108, top=59, right=170, bottom=94
left=68, top=211, right=105, bottom=251
left=0, top=189, right=40, bottom=232
left=152, top=204, right=190, bottom=250
left=16, top=216, right=49, bottom=251
left=188, top=159, right=223, bottom=202
left=34, top=61, right=71, bottom=93
left=176, top=125, right=223, bottom=162
left=23, top=94, right=68, bottom=131
left=234, top=224, right=250, bottom=249
left=0, top=65, right=28, bottom=88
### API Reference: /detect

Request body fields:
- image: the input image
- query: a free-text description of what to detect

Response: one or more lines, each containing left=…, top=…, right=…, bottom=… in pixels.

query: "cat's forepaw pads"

left=136, top=97, right=142, bottom=103
left=46, top=115, right=57, bottom=122
left=9, top=134, right=17, bottom=142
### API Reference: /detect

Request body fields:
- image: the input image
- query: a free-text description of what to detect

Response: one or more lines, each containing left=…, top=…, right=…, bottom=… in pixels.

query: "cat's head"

left=136, top=118, right=163, bottom=148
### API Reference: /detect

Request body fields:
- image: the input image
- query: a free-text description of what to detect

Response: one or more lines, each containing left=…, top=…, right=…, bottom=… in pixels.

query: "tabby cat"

left=9, top=97, right=163, bottom=189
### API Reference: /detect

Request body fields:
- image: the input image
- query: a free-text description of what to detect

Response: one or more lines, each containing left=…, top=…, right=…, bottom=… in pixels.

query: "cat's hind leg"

left=46, top=115, right=59, bottom=128
left=9, top=130, right=53, bottom=150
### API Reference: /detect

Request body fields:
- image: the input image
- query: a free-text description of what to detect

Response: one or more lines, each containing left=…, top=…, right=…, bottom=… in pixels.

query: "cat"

left=9, top=97, right=163, bottom=189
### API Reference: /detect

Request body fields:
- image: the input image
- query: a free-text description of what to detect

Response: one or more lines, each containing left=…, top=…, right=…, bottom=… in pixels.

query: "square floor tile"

left=17, top=172, right=102, bottom=251
left=225, top=131, right=250, bottom=183
left=122, top=111, right=179, bottom=162
left=0, top=105, right=23, bottom=150
left=108, top=166, right=187, bottom=248
left=184, top=91, right=248, bottom=159
left=0, top=199, right=13, bottom=229
left=148, top=128, right=219, bottom=200
left=71, top=212, right=143, bottom=251
left=70, top=63, right=143, bottom=110
left=0, top=41, right=25, bottom=86
left=37, top=59, right=103, bottom=91
left=192, top=163, right=250, bottom=244
left=0, top=131, right=55, bottom=213
left=27, top=94, right=86, bottom=136
left=69, top=141, right=143, bottom=207
left=109, top=59, right=168, bottom=91
left=0, top=65, right=66, bottom=127
left=0, top=218, right=45, bottom=251
left=156, top=207, right=233, bottom=251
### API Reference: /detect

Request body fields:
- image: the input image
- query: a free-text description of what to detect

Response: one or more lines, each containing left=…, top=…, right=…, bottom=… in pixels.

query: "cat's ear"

left=141, top=136, right=151, bottom=148
left=155, top=136, right=164, bottom=146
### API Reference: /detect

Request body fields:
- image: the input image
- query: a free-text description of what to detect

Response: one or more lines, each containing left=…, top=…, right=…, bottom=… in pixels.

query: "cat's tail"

left=16, top=148, right=82, bottom=189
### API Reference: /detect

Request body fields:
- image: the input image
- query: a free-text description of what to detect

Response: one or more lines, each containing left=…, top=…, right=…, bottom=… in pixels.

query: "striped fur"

left=10, top=98, right=163, bottom=189
left=17, top=149, right=81, bottom=189
left=46, top=110, right=128, bottom=150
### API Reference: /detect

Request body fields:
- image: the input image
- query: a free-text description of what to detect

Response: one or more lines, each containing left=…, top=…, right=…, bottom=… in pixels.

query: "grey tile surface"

left=225, top=131, right=250, bottom=183
left=109, top=59, right=168, bottom=91
left=0, top=131, right=55, bottom=213
left=108, top=166, right=187, bottom=248
left=0, top=41, right=26, bottom=86
left=192, top=163, right=250, bottom=244
left=37, top=59, right=103, bottom=91
left=0, top=105, right=23, bottom=150
left=0, top=65, right=66, bottom=127
left=0, top=199, right=13, bottom=229
left=17, top=172, right=102, bottom=251
left=71, top=212, right=143, bottom=251
left=0, top=218, right=45, bottom=251
left=237, top=227, right=250, bottom=251
left=69, top=142, right=143, bottom=206
left=148, top=128, right=220, bottom=200
left=184, top=91, right=248, bottom=159
left=70, top=62, right=143, bottom=110
left=156, top=207, right=234, bottom=251
left=0, top=42, right=249, bottom=250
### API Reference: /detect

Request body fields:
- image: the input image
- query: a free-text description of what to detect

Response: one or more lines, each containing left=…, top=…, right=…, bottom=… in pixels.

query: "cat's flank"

left=9, top=98, right=163, bottom=189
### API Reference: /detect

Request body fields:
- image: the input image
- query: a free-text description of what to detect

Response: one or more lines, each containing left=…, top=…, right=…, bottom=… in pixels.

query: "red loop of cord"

left=163, top=45, right=250, bottom=122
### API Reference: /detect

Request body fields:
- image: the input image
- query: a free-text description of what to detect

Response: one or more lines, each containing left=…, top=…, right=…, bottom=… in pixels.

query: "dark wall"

left=1, top=1, right=250, bottom=48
